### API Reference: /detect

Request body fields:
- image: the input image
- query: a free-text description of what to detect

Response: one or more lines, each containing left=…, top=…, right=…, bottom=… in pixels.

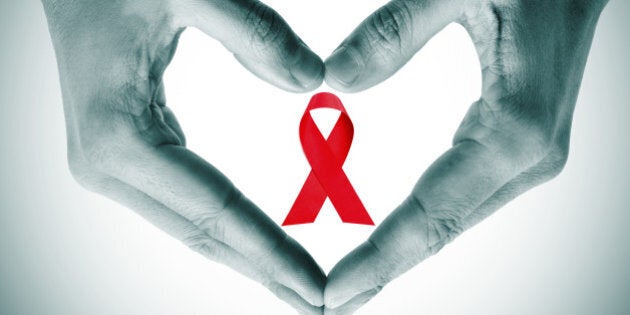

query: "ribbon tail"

left=283, top=171, right=327, bottom=225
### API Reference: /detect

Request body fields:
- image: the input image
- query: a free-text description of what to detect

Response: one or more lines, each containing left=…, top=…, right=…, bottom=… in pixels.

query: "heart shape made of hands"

left=42, top=0, right=606, bottom=313
left=161, top=21, right=478, bottom=315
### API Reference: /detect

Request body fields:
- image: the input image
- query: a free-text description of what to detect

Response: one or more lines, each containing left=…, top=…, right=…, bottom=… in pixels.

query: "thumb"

left=324, top=0, right=465, bottom=92
left=325, top=197, right=443, bottom=312
left=179, top=0, right=323, bottom=92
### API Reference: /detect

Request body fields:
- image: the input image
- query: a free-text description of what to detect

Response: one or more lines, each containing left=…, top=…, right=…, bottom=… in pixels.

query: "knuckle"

left=364, top=2, right=410, bottom=55
left=71, top=104, right=182, bottom=175
left=410, top=194, right=464, bottom=245
left=426, top=217, right=459, bottom=255
left=244, top=1, right=289, bottom=51
left=457, top=98, right=572, bottom=181
left=190, top=211, right=224, bottom=240
left=458, top=98, right=562, bottom=167
left=182, top=232, right=218, bottom=257
left=209, top=186, right=241, bottom=219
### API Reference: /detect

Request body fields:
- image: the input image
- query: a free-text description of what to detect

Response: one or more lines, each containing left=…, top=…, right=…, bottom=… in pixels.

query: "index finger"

left=97, top=139, right=326, bottom=308
left=325, top=97, right=564, bottom=309
left=324, top=0, right=465, bottom=92
left=176, top=0, right=324, bottom=92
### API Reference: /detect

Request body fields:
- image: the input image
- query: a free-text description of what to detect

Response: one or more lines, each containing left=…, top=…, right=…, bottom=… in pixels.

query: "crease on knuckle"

left=244, top=1, right=288, bottom=55
left=73, top=98, right=181, bottom=173
left=457, top=99, right=558, bottom=168
left=456, top=99, right=570, bottom=185
left=190, top=188, right=241, bottom=240
left=216, top=185, right=242, bottom=217
left=409, top=194, right=463, bottom=253
left=182, top=231, right=219, bottom=258
left=365, top=2, right=409, bottom=57
left=190, top=212, right=221, bottom=237
left=474, top=3, right=527, bottom=98
left=368, top=194, right=463, bottom=283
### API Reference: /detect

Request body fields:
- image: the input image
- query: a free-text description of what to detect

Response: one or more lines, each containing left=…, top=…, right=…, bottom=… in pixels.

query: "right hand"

left=41, top=0, right=325, bottom=313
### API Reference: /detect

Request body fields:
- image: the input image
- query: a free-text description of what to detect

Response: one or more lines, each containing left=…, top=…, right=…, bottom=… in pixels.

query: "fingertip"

left=324, top=242, right=384, bottom=308
left=323, top=269, right=351, bottom=308
left=267, top=282, right=324, bottom=315
left=324, top=288, right=380, bottom=315
left=278, top=236, right=327, bottom=307
left=290, top=43, right=325, bottom=92
left=234, top=42, right=323, bottom=93
left=303, top=270, right=326, bottom=307
left=324, top=46, right=365, bottom=93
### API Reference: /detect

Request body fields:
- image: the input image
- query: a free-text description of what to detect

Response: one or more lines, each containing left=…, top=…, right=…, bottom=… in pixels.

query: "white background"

left=1, top=1, right=629, bottom=314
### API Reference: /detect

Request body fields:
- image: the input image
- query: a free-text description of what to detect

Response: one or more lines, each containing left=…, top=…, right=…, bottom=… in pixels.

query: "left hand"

left=323, top=0, right=608, bottom=313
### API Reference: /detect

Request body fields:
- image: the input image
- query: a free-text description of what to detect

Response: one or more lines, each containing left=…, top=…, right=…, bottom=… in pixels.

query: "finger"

left=326, top=138, right=569, bottom=310
left=326, top=108, right=554, bottom=307
left=82, top=81, right=326, bottom=307
left=78, top=171, right=324, bottom=313
left=324, top=0, right=465, bottom=92
left=179, top=0, right=324, bottom=92
left=458, top=142, right=570, bottom=231
left=80, top=175, right=265, bottom=280
left=268, top=282, right=324, bottom=315
left=99, top=142, right=325, bottom=307
left=324, top=287, right=380, bottom=315
left=325, top=198, right=432, bottom=309
left=324, top=0, right=600, bottom=309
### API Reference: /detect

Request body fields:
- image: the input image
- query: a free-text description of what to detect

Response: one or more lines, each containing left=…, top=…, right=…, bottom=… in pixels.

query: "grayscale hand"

left=41, top=0, right=325, bottom=313
left=323, top=0, right=609, bottom=313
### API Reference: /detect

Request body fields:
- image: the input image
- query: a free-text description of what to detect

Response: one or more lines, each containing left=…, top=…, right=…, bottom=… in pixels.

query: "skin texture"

left=323, top=0, right=609, bottom=313
left=41, top=0, right=325, bottom=314
left=42, top=0, right=609, bottom=314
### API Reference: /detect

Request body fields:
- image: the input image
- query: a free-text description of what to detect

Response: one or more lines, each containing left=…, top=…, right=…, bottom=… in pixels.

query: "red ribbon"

left=283, top=92, right=374, bottom=226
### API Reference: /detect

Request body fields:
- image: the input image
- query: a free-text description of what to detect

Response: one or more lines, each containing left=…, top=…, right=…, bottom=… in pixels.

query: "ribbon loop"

left=283, top=92, right=374, bottom=226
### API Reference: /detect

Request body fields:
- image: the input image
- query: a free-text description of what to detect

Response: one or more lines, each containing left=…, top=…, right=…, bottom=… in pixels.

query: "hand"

left=323, top=0, right=608, bottom=313
left=41, top=0, right=325, bottom=313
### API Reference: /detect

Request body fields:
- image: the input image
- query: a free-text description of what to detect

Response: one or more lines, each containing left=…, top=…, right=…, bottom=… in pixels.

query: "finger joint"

left=364, top=2, right=411, bottom=56
left=244, top=1, right=289, bottom=54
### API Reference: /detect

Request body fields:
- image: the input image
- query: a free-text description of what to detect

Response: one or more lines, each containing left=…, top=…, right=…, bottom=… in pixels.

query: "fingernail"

left=290, top=45, right=325, bottom=91
left=325, top=46, right=363, bottom=87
